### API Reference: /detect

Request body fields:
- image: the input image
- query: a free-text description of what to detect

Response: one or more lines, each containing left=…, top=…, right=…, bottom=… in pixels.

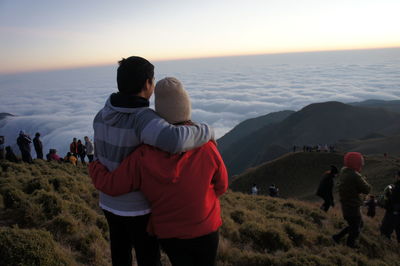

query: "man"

left=69, top=138, right=78, bottom=158
left=332, top=152, right=371, bottom=248
left=17, top=131, right=33, bottom=163
left=380, top=171, right=400, bottom=242
left=316, top=165, right=338, bottom=212
left=33, top=132, right=43, bottom=159
left=93, top=56, right=214, bottom=266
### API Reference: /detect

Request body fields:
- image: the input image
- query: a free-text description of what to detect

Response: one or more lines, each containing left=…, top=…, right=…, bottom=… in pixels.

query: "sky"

left=0, top=0, right=399, bottom=73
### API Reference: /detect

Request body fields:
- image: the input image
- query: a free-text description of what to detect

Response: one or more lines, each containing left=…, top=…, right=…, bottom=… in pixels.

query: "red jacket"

left=89, top=141, right=228, bottom=239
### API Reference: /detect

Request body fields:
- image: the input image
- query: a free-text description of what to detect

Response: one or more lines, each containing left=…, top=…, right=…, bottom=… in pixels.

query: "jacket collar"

left=110, top=92, right=149, bottom=108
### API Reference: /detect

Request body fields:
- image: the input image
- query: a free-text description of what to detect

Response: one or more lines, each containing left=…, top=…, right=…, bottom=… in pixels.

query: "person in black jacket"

left=77, top=139, right=86, bottom=165
left=316, top=165, right=338, bottom=212
left=33, top=132, right=43, bottom=159
left=16, top=131, right=33, bottom=163
left=380, top=171, right=400, bottom=242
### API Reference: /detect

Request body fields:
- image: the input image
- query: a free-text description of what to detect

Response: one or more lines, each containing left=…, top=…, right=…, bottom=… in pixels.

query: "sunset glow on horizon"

left=1, top=0, right=399, bottom=74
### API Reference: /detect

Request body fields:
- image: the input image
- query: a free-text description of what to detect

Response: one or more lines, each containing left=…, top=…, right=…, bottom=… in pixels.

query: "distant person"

left=47, top=149, right=62, bottom=162
left=91, top=57, right=214, bottom=266
left=251, top=184, right=258, bottom=195
left=84, top=136, right=94, bottom=163
left=384, top=153, right=388, bottom=159
left=269, top=184, right=278, bottom=197
left=70, top=138, right=78, bottom=157
left=365, top=195, right=377, bottom=218
left=380, top=171, right=400, bottom=242
left=17, top=130, right=33, bottom=163
left=90, top=77, right=228, bottom=266
left=332, top=152, right=371, bottom=248
left=0, top=136, right=4, bottom=160
left=293, top=145, right=296, bottom=152
left=316, top=165, right=338, bottom=212
left=5, top=146, right=19, bottom=163
left=77, top=139, right=86, bottom=165
left=33, top=132, right=43, bottom=159
left=64, top=152, right=77, bottom=166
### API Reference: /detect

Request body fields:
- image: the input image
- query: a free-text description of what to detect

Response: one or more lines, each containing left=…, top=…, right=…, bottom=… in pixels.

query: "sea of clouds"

left=1, top=48, right=400, bottom=156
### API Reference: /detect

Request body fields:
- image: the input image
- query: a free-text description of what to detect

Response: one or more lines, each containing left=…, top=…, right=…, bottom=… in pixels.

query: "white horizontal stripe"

left=100, top=204, right=151, bottom=217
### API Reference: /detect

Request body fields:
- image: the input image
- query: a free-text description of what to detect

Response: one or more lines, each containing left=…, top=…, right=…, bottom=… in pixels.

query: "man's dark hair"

left=117, top=56, right=154, bottom=95
left=35, top=132, right=40, bottom=137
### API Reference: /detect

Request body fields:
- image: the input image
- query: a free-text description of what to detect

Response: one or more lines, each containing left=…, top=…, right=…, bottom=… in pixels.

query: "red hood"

left=344, top=152, right=363, bottom=172
left=139, top=145, right=192, bottom=184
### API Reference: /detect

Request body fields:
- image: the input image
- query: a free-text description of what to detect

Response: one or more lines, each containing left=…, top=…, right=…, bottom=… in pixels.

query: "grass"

left=1, top=159, right=400, bottom=265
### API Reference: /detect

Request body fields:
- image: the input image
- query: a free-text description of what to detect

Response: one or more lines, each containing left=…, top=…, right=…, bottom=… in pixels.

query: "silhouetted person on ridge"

left=269, top=184, right=278, bottom=197
left=380, top=171, right=400, bottom=242
left=316, top=165, right=338, bottom=212
left=33, top=132, right=43, bottom=159
left=332, top=152, right=371, bottom=248
left=64, top=152, right=77, bottom=166
left=5, top=146, right=19, bottom=163
left=77, top=139, right=86, bottom=165
left=365, top=195, right=377, bottom=218
left=84, top=136, right=94, bottom=163
left=251, top=184, right=258, bottom=195
left=17, top=130, right=33, bottom=163
left=70, top=138, right=78, bottom=158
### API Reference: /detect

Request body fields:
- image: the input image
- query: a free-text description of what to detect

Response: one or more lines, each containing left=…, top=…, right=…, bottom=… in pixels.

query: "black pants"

left=21, top=150, right=33, bottom=163
left=35, top=149, right=43, bottom=159
left=380, top=212, right=400, bottom=242
left=159, top=231, right=219, bottom=266
left=103, top=210, right=161, bottom=266
left=334, top=215, right=364, bottom=247
left=79, top=153, right=86, bottom=164
left=87, top=154, right=94, bottom=163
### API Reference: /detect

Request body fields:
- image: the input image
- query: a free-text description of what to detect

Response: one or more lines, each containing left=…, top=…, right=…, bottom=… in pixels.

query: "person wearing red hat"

left=332, top=152, right=371, bottom=248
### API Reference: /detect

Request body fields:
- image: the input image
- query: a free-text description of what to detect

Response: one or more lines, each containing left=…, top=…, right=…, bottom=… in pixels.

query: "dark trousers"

left=103, top=210, right=161, bottom=266
left=159, top=231, right=219, bottom=266
left=380, top=212, right=400, bottom=242
left=334, top=215, right=364, bottom=247
left=87, top=154, right=94, bottom=163
left=79, top=153, right=86, bottom=164
left=21, top=150, right=33, bottom=163
left=35, top=149, right=43, bottom=159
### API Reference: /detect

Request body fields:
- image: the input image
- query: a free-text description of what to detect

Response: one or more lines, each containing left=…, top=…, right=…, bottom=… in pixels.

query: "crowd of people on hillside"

left=1, top=55, right=399, bottom=266
left=315, top=155, right=400, bottom=248
left=293, top=144, right=336, bottom=153
left=0, top=132, right=94, bottom=166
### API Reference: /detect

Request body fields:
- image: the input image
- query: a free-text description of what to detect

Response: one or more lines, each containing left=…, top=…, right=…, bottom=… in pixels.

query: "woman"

left=90, top=77, right=228, bottom=266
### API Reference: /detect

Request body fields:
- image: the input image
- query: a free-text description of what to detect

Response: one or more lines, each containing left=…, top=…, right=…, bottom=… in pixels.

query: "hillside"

left=221, top=101, right=400, bottom=175
left=218, top=110, right=295, bottom=153
left=336, top=133, right=400, bottom=157
left=350, top=99, right=400, bottom=114
left=230, top=151, right=400, bottom=200
left=1, top=160, right=400, bottom=265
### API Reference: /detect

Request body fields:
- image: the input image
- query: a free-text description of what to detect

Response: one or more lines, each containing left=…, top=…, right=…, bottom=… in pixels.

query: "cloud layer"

left=1, top=49, right=399, bottom=156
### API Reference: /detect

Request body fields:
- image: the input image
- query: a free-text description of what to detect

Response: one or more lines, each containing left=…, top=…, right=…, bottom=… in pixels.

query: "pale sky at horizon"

left=1, top=0, right=399, bottom=74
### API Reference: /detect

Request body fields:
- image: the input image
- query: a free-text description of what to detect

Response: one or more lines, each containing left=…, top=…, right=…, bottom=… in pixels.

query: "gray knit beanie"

left=155, top=77, right=191, bottom=124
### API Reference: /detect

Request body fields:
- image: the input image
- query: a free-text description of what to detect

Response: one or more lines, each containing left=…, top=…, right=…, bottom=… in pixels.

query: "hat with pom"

left=344, top=152, right=364, bottom=172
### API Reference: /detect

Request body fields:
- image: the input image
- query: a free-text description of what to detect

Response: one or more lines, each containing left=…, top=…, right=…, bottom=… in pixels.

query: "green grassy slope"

left=1, top=159, right=400, bottom=265
left=221, top=101, right=400, bottom=175
left=230, top=151, right=400, bottom=199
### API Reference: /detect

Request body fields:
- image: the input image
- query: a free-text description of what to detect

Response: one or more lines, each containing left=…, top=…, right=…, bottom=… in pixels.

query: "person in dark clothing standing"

left=77, top=139, right=86, bottom=165
left=332, top=152, right=371, bottom=248
left=380, top=171, right=400, bottom=242
left=365, top=195, right=377, bottom=218
left=17, top=131, right=33, bottom=163
left=33, top=132, right=43, bottom=159
left=316, top=165, right=338, bottom=212
left=70, top=138, right=78, bottom=158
